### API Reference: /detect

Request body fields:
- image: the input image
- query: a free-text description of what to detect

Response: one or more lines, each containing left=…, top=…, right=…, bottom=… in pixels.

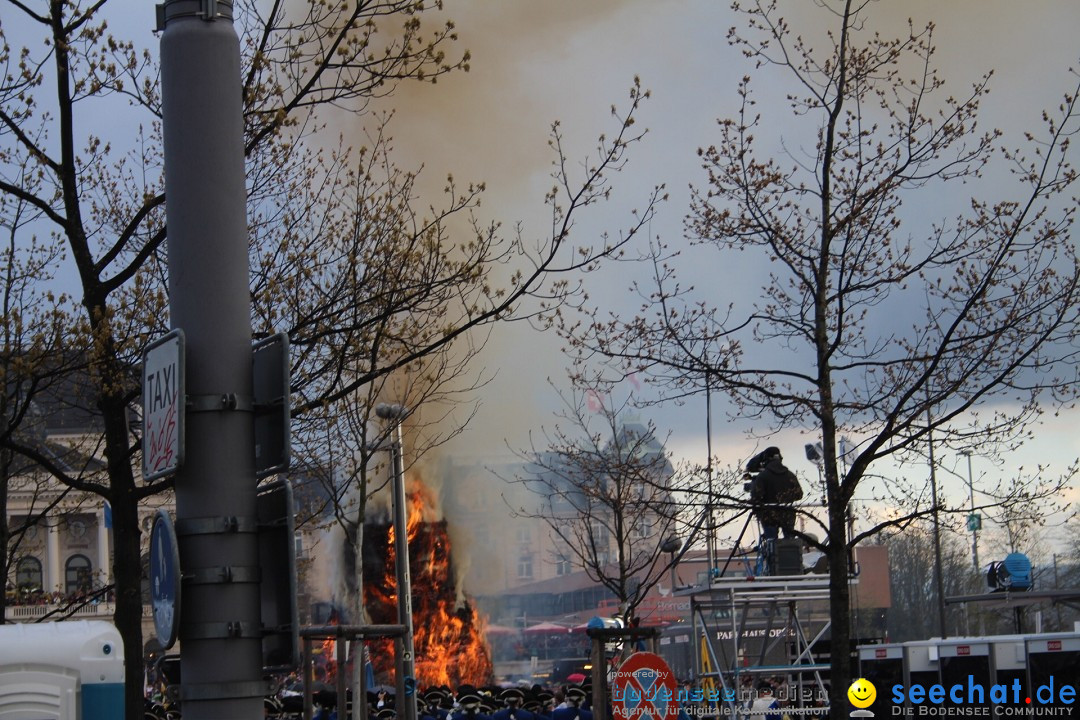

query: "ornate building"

left=2, top=372, right=163, bottom=646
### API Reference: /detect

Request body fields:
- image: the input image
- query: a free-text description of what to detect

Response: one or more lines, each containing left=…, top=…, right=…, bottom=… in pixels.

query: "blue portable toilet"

left=0, top=620, right=124, bottom=719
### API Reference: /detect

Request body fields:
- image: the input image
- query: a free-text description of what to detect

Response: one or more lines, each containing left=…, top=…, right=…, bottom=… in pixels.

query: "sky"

left=334, top=0, right=1080, bottom=555
left=43, top=1, right=1075, bottom=560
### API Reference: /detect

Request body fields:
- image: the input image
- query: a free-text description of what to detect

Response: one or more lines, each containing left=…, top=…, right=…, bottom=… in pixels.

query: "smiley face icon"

left=848, top=678, right=876, bottom=709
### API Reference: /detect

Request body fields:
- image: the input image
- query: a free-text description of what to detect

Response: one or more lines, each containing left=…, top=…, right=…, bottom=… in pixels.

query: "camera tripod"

left=718, top=510, right=774, bottom=578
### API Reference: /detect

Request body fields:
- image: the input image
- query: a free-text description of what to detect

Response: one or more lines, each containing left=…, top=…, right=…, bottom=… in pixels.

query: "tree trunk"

left=100, top=393, right=146, bottom=720
left=112, top=487, right=145, bottom=720
left=351, top=518, right=365, bottom=720
left=0, top=450, right=9, bottom=625
left=827, top=500, right=851, bottom=720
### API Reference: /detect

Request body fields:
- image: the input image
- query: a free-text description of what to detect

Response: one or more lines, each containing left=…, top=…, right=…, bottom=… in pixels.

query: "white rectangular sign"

left=142, top=330, right=185, bottom=480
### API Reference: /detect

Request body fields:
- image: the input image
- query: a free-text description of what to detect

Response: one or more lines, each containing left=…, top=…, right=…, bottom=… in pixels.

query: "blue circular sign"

left=150, top=509, right=181, bottom=649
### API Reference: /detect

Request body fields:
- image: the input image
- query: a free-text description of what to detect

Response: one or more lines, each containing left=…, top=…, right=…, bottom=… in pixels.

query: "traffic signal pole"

left=159, top=1, right=263, bottom=717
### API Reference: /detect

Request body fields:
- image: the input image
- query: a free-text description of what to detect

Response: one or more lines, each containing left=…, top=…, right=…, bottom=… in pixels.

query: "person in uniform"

left=422, top=688, right=451, bottom=720
left=453, top=685, right=494, bottom=720
left=479, top=688, right=500, bottom=717
left=530, top=689, right=555, bottom=720
left=493, top=687, right=536, bottom=720
left=551, top=686, right=592, bottom=720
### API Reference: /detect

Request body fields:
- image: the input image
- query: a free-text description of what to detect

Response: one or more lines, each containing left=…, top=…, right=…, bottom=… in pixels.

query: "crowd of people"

left=270, top=680, right=598, bottom=720
left=142, top=679, right=602, bottom=720
left=142, top=670, right=826, bottom=720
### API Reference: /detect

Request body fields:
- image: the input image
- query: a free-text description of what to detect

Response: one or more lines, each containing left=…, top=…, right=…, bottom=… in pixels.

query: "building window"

left=65, top=554, right=93, bottom=595
left=636, top=517, right=651, bottom=539
left=517, top=554, right=533, bottom=580
left=515, top=526, right=532, bottom=545
left=550, top=494, right=573, bottom=513
left=294, top=531, right=304, bottom=558
left=555, top=554, right=572, bottom=576
left=16, top=556, right=43, bottom=593
left=590, top=520, right=609, bottom=547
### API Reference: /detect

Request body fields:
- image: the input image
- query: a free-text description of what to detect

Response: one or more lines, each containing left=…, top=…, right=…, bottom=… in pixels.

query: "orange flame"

left=365, top=477, right=493, bottom=687
left=320, top=636, right=338, bottom=684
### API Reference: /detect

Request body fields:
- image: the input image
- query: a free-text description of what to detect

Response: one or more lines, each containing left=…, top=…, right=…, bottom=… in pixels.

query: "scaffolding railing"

left=298, top=624, right=407, bottom=720
left=684, top=573, right=852, bottom=716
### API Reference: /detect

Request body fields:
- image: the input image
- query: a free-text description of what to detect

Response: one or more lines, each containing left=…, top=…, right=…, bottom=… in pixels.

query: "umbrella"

left=522, top=622, right=569, bottom=634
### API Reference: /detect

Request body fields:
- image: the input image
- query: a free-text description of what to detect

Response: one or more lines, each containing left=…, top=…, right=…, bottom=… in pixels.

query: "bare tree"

left=0, top=206, right=85, bottom=621
left=1, top=2, right=658, bottom=715
left=979, top=469, right=1075, bottom=556
left=502, top=384, right=682, bottom=626
left=559, top=1, right=1080, bottom=712
left=884, top=527, right=971, bottom=642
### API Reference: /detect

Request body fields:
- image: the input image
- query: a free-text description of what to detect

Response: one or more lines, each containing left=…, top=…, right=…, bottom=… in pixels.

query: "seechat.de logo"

left=890, top=675, right=1075, bottom=716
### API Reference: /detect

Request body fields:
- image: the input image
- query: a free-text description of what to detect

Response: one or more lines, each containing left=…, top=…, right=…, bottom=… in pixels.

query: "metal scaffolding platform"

left=678, top=571, right=854, bottom=715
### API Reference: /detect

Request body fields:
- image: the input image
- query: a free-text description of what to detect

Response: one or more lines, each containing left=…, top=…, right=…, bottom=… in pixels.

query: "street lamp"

left=374, top=403, right=416, bottom=720
left=960, top=450, right=980, bottom=573
left=804, top=442, right=825, bottom=506
left=660, top=536, right=681, bottom=593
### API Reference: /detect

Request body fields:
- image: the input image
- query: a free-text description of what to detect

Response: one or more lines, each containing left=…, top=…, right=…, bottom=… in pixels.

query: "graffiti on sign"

left=142, top=331, right=185, bottom=480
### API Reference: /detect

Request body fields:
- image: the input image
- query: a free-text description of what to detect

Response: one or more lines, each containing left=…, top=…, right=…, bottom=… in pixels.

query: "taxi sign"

left=142, top=330, right=185, bottom=480
left=611, top=651, right=679, bottom=720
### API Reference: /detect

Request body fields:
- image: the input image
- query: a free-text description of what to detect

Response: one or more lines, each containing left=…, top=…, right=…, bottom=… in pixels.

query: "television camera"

left=743, top=447, right=780, bottom=492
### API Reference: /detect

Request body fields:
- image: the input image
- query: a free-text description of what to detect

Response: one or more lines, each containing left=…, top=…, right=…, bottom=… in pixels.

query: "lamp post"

left=160, top=2, right=263, bottom=716
left=804, top=442, right=825, bottom=506
left=375, top=403, right=417, bottom=720
left=660, top=536, right=681, bottom=593
left=927, top=409, right=947, bottom=639
left=705, top=377, right=716, bottom=580
left=960, top=450, right=980, bottom=573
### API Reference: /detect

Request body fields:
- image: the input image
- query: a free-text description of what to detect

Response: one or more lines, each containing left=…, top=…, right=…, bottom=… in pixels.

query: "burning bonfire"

left=363, top=480, right=493, bottom=687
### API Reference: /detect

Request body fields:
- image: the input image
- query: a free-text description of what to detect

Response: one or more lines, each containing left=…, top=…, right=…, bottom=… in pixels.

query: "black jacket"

left=750, top=458, right=802, bottom=530
left=750, top=458, right=802, bottom=505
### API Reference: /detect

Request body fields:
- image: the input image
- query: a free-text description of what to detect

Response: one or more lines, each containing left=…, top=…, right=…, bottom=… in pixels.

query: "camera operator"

left=746, top=447, right=803, bottom=540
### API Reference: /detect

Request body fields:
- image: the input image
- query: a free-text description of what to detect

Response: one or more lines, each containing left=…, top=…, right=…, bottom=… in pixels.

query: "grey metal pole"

left=963, top=451, right=980, bottom=573
left=160, top=1, right=262, bottom=717
left=927, top=411, right=947, bottom=639
left=378, top=404, right=417, bottom=720
left=705, top=378, right=716, bottom=582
